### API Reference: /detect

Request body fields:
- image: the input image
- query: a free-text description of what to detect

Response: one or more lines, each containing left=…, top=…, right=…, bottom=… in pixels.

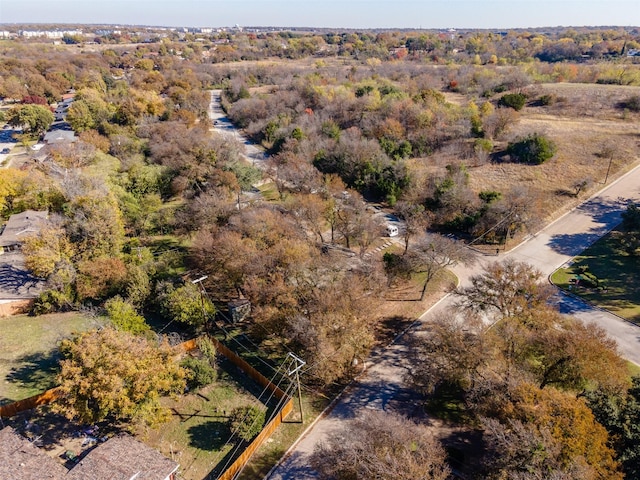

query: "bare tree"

left=311, top=410, right=451, bottom=480
left=453, top=259, right=555, bottom=320
left=394, top=200, right=429, bottom=254
left=408, top=233, right=476, bottom=301
left=409, top=312, right=487, bottom=395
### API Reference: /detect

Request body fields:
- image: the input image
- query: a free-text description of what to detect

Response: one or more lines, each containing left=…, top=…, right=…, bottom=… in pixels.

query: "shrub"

left=619, top=95, right=640, bottom=113
left=498, top=93, right=527, bottom=111
left=105, top=296, right=150, bottom=335
left=474, top=138, right=493, bottom=153
left=479, top=190, right=502, bottom=204
left=228, top=405, right=266, bottom=442
left=181, top=356, right=217, bottom=390
left=31, top=289, right=73, bottom=315
left=507, top=134, right=557, bottom=165
left=538, top=94, right=556, bottom=106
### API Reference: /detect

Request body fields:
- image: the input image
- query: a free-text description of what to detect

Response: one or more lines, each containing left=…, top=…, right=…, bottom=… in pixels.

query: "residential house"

left=0, top=427, right=69, bottom=480
left=0, top=428, right=179, bottom=480
left=0, top=210, right=48, bottom=254
left=67, top=435, right=179, bottom=480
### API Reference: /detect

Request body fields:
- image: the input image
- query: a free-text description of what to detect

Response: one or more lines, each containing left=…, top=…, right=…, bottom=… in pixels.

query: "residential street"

left=266, top=162, right=640, bottom=480
left=209, top=90, right=266, bottom=167
left=209, top=87, right=640, bottom=478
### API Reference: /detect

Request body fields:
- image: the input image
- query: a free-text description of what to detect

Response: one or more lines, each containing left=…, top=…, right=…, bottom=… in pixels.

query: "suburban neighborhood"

left=1, top=11, right=640, bottom=480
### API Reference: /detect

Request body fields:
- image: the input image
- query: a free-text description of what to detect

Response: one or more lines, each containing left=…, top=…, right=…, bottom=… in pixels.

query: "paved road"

left=208, top=90, right=266, bottom=168
left=266, top=163, right=640, bottom=480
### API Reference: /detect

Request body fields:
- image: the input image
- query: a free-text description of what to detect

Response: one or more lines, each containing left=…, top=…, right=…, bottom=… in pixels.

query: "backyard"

left=0, top=311, right=102, bottom=404
left=142, top=360, right=283, bottom=480
left=551, top=229, right=640, bottom=323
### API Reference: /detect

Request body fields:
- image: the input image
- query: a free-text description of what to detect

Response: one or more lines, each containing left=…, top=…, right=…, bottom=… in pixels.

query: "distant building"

left=19, top=30, right=83, bottom=39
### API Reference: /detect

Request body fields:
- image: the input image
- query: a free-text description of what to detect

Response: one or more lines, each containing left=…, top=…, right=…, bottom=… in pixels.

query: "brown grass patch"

left=417, top=83, right=640, bottom=226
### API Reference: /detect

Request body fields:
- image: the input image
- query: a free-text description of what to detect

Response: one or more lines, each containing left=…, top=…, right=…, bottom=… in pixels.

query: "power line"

left=214, top=354, right=296, bottom=478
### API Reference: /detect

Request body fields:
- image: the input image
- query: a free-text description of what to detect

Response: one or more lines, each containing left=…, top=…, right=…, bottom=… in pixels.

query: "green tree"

left=228, top=405, right=266, bottom=442
left=5, top=104, right=54, bottom=137
left=507, top=133, right=557, bottom=165
left=164, top=283, right=216, bottom=329
left=619, top=203, right=640, bottom=256
left=105, top=296, right=150, bottom=335
left=498, top=92, right=527, bottom=111
left=181, top=356, right=217, bottom=390
left=586, top=376, right=640, bottom=479
left=55, top=328, right=186, bottom=427
left=66, top=89, right=113, bottom=133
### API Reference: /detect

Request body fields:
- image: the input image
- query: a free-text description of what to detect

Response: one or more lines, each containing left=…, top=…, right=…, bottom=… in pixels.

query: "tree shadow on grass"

left=5, top=350, right=60, bottom=394
left=187, top=421, right=229, bottom=451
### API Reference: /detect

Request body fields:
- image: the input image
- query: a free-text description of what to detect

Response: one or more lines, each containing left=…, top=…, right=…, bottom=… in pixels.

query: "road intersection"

left=207, top=90, right=640, bottom=477
left=267, top=162, right=640, bottom=479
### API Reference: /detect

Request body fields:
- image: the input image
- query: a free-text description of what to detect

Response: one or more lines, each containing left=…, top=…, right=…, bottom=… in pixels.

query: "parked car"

left=386, top=224, right=399, bottom=237
left=1, top=148, right=10, bottom=154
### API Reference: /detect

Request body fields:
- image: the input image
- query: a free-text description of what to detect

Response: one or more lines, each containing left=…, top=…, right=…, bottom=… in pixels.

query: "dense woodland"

left=1, top=25, right=640, bottom=478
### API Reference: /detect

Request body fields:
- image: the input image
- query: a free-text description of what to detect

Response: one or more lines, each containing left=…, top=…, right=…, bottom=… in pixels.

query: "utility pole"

left=604, top=153, right=613, bottom=184
left=287, top=352, right=306, bottom=423
left=192, top=275, right=209, bottom=329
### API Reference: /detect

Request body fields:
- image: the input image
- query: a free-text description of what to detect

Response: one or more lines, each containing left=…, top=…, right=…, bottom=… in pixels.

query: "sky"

left=1, top=0, right=639, bottom=30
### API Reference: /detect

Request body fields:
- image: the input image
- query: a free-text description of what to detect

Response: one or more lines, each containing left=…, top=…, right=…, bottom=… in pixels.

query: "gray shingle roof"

left=0, top=210, right=48, bottom=247
left=0, top=427, right=68, bottom=480
left=67, top=434, right=179, bottom=480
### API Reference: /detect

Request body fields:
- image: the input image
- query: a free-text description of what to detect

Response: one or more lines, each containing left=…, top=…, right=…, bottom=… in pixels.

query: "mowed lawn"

left=551, top=230, right=640, bottom=323
left=0, top=312, right=102, bottom=404
left=144, top=363, right=283, bottom=480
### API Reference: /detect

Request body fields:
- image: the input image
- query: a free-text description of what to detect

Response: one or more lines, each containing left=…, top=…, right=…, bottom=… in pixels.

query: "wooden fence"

left=206, top=335, right=294, bottom=480
left=0, top=335, right=294, bottom=480
left=0, top=387, right=60, bottom=418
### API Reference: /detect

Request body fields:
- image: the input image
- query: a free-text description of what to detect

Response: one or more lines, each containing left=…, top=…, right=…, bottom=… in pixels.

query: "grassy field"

left=551, top=229, right=640, bottom=323
left=416, top=83, right=640, bottom=230
left=0, top=312, right=103, bottom=404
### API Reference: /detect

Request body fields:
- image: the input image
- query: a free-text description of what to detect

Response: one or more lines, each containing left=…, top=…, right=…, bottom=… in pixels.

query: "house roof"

left=67, top=435, right=179, bottom=480
left=0, top=427, right=68, bottom=480
left=43, top=130, right=77, bottom=144
left=0, top=210, right=48, bottom=247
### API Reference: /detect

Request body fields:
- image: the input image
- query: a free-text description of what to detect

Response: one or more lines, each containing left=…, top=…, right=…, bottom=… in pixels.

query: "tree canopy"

left=311, top=410, right=450, bottom=480
left=6, top=103, right=54, bottom=137
left=54, top=328, right=186, bottom=427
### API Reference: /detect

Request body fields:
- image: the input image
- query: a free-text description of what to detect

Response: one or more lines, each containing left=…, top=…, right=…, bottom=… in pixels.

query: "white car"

left=385, top=224, right=399, bottom=237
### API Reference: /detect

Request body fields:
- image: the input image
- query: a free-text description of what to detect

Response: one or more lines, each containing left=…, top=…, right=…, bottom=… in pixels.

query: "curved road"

left=209, top=90, right=266, bottom=167
left=266, top=163, right=640, bottom=479
left=208, top=88, right=640, bottom=476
